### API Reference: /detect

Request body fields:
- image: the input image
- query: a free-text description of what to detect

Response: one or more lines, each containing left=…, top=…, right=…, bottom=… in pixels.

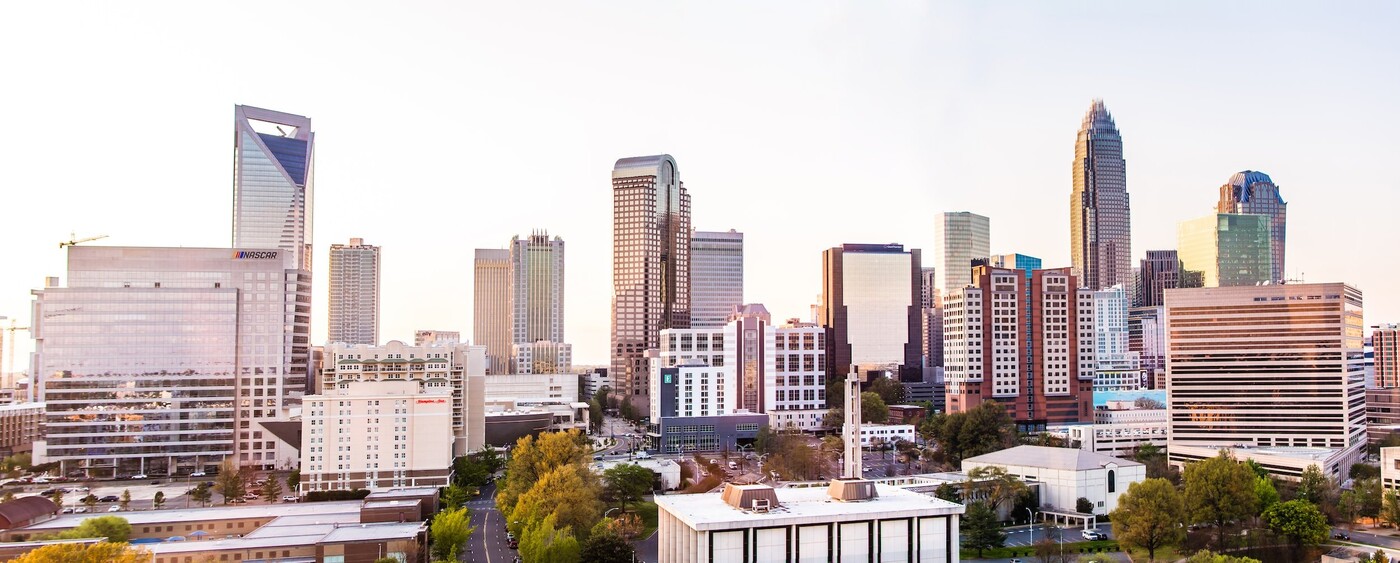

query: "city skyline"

left=2, top=3, right=1398, bottom=367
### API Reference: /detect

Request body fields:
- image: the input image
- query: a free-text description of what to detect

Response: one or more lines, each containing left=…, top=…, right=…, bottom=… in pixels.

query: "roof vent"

left=720, top=483, right=780, bottom=512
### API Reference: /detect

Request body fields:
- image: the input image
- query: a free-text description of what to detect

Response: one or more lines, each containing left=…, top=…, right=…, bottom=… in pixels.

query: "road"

left=996, top=522, right=1113, bottom=547
left=464, top=483, right=514, bottom=563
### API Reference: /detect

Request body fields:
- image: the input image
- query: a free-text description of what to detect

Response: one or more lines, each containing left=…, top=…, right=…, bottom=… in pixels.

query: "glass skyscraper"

left=689, top=230, right=744, bottom=328
left=473, top=249, right=512, bottom=375
left=232, top=106, right=315, bottom=271
left=1071, top=100, right=1133, bottom=292
left=1217, top=170, right=1287, bottom=283
left=819, top=244, right=922, bottom=381
left=328, top=238, right=381, bottom=345
left=933, top=212, right=990, bottom=292
left=1177, top=214, right=1273, bottom=288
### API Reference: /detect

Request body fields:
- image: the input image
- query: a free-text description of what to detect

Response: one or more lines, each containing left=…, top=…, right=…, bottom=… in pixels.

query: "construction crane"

left=58, top=232, right=108, bottom=248
left=0, top=317, right=29, bottom=390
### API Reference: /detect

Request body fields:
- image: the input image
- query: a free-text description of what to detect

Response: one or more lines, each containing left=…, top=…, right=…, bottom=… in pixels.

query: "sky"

left=1, top=1, right=1397, bottom=368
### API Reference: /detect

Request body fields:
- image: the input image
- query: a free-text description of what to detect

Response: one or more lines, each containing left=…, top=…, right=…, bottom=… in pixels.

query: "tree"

left=497, top=430, right=593, bottom=519
left=57, top=515, right=132, bottom=542
left=920, top=402, right=1015, bottom=466
left=260, top=477, right=283, bottom=503
left=374, top=558, right=399, bottom=563
left=1111, top=478, right=1185, bottom=562
left=1338, top=490, right=1359, bottom=530
left=580, top=527, right=635, bottom=563
left=476, top=445, right=505, bottom=474
left=1, top=491, right=13, bottom=504
left=429, top=506, right=474, bottom=562
left=603, top=463, right=653, bottom=511
left=860, top=392, right=889, bottom=424
left=961, top=501, right=1006, bottom=557
left=1033, top=526, right=1072, bottom=563
left=1356, top=477, right=1383, bottom=524
left=1385, top=489, right=1400, bottom=528
left=1133, top=443, right=1179, bottom=484
left=1184, top=551, right=1262, bottom=563
left=868, top=376, right=906, bottom=406
left=1076, top=497, right=1094, bottom=515
left=1262, top=499, right=1328, bottom=547
left=190, top=482, right=212, bottom=507
left=1254, top=476, right=1280, bottom=514
left=81, top=494, right=97, bottom=511
left=1295, top=464, right=1335, bottom=506
left=511, top=464, right=604, bottom=539
left=1243, top=459, right=1269, bottom=480
left=1183, top=450, right=1258, bottom=548
left=10, top=542, right=150, bottom=563
left=934, top=483, right=960, bottom=503
left=587, top=399, right=605, bottom=433
left=963, top=466, right=1028, bottom=514
left=286, top=469, right=300, bottom=493
left=51, top=489, right=64, bottom=510
left=1350, top=463, right=1381, bottom=480
left=443, top=484, right=470, bottom=510
left=213, top=459, right=246, bottom=504
left=152, top=491, right=165, bottom=510
left=1134, top=396, right=1166, bottom=410
left=119, top=489, right=131, bottom=511
left=520, top=512, right=582, bottom=563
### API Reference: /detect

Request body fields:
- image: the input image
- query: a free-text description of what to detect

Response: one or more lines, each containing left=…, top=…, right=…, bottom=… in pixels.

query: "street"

left=464, top=483, right=514, bottom=563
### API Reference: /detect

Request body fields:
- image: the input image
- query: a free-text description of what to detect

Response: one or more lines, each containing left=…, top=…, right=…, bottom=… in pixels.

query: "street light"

left=1022, top=507, right=1036, bottom=545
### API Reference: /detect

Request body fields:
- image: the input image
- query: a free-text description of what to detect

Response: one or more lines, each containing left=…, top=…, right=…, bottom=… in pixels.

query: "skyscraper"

left=991, top=254, right=1043, bottom=281
left=1217, top=170, right=1287, bottom=283
left=690, top=230, right=744, bottom=328
left=1177, top=214, right=1273, bottom=288
left=1375, top=324, right=1399, bottom=389
left=233, top=105, right=315, bottom=271
left=1092, top=285, right=1143, bottom=391
left=933, top=212, right=990, bottom=292
left=328, top=238, right=381, bottom=345
left=473, top=249, right=511, bottom=374
left=510, top=231, right=566, bottom=345
left=1136, top=250, right=1184, bottom=308
left=920, top=267, right=943, bottom=368
left=819, top=244, right=922, bottom=381
left=1070, top=99, right=1132, bottom=291
left=612, top=155, right=691, bottom=405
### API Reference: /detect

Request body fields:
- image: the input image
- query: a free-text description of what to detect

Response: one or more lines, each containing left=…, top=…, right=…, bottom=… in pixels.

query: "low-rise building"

left=0, top=403, right=43, bottom=457
left=597, top=458, right=683, bottom=491
left=651, top=413, right=768, bottom=455
left=859, top=424, right=916, bottom=448
left=963, top=445, right=1145, bottom=515
left=887, top=405, right=929, bottom=427
left=1382, top=447, right=1400, bottom=493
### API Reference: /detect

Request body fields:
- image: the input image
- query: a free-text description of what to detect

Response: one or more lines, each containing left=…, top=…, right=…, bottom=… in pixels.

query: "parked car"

left=1335, top=532, right=1351, bottom=540
left=60, top=507, right=73, bottom=514
left=593, top=455, right=604, bottom=461
left=107, top=505, right=121, bottom=512
left=281, top=496, right=299, bottom=503
left=229, top=498, right=247, bottom=504
left=38, top=489, right=57, bottom=497
left=99, top=495, right=120, bottom=502
left=74, top=507, right=88, bottom=513
left=1081, top=530, right=1107, bottom=541
left=507, top=539, right=519, bottom=549
left=130, top=474, right=148, bottom=480
left=245, top=492, right=260, bottom=500
left=190, top=471, right=207, bottom=478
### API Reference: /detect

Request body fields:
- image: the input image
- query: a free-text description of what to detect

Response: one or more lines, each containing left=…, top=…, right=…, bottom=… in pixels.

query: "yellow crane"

left=0, top=317, right=29, bottom=389
left=58, top=232, right=108, bottom=248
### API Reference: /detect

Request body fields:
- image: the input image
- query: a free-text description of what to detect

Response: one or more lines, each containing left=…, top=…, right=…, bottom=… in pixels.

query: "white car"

left=190, top=472, right=207, bottom=477
left=74, top=507, right=88, bottom=513
left=108, top=505, right=122, bottom=512
left=131, top=474, right=148, bottom=480
left=281, top=496, right=299, bottom=503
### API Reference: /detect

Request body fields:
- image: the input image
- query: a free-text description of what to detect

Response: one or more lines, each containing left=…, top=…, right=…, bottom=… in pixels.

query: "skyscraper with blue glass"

left=233, top=105, right=315, bottom=271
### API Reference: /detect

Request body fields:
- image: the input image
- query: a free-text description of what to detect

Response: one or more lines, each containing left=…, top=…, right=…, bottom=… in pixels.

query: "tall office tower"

left=1376, top=324, right=1400, bottom=389
left=32, top=246, right=312, bottom=477
left=943, top=265, right=1096, bottom=429
left=819, top=244, right=923, bottom=382
left=414, top=330, right=460, bottom=346
left=1137, top=250, right=1184, bottom=308
left=1165, top=284, right=1365, bottom=477
left=1093, top=285, right=1143, bottom=391
left=509, top=341, right=573, bottom=375
left=233, top=106, right=315, bottom=271
left=991, top=254, right=1043, bottom=280
left=1217, top=170, right=1287, bottom=283
left=934, top=212, right=991, bottom=291
left=1128, top=306, right=1167, bottom=389
left=728, top=304, right=772, bottom=414
left=510, top=231, right=566, bottom=345
left=1070, top=99, right=1133, bottom=292
left=327, top=238, right=381, bottom=345
left=920, top=268, right=943, bottom=368
left=1177, top=214, right=1273, bottom=288
left=473, top=249, right=511, bottom=374
left=611, top=155, right=691, bottom=405
left=690, top=230, right=744, bottom=328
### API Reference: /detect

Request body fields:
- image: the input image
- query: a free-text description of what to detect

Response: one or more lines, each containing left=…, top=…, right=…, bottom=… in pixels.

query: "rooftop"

left=14, top=501, right=364, bottom=532
left=321, top=522, right=425, bottom=543
left=655, top=483, right=961, bottom=531
left=964, top=446, right=1142, bottom=472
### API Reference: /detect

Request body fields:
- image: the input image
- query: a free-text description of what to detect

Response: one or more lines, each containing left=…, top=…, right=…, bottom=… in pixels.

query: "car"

left=68, top=486, right=89, bottom=493
left=593, top=455, right=604, bottom=461
left=282, top=496, right=299, bottom=503
left=507, top=539, right=519, bottom=549
left=229, top=498, right=247, bottom=504
left=60, top=507, right=74, bottom=514
left=130, top=474, right=148, bottom=480
left=635, top=452, right=651, bottom=459
left=1335, top=532, right=1351, bottom=540
left=99, top=495, right=119, bottom=502
left=75, top=507, right=88, bottom=513
left=190, top=472, right=207, bottom=477
left=506, top=531, right=516, bottom=541
left=1081, top=530, right=1107, bottom=541
left=108, top=505, right=121, bottom=512
left=1009, top=559, right=1022, bottom=563
left=38, top=489, right=57, bottom=497
left=245, top=492, right=260, bottom=500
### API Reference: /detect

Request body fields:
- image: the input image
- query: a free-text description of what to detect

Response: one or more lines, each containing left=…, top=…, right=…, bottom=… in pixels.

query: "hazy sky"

left=2, top=1, right=1397, bottom=367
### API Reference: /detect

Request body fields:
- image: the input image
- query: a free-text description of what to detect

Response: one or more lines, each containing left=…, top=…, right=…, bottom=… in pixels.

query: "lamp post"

left=1022, top=507, right=1036, bottom=545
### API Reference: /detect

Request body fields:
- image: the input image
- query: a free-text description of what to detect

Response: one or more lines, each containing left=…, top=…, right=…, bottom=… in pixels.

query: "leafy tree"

left=374, top=558, right=399, bottom=563
left=1133, top=443, right=1179, bottom=484
left=1262, top=499, right=1328, bottom=547
left=961, top=501, right=1005, bottom=557
left=213, top=459, right=246, bottom=504
left=1366, top=549, right=1390, bottom=563
left=1295, top=464, right=1334, bottom=506
left=1243, top=459, right=1269, bottom=480
left=81, top=494, right=97, bottom=511
left=10, top=542, right=149, bottom=563
left=1254, top=476, right=1280, bottom=513
left=497, top=430, right=592, bottom=520
left=934, top=483, right=960, bottom=503
left=861, top=392, right=890, bottom=424
left=618, top=398, right=640, bottom=422
left=580, top=527, right=635, bottom=563
left=2, top=491, right=14, bottom=504
left=286, top=469, right=300, bottom=493
left=587, top=399, right=604, bottom=433
left=868, top=376, right=906, bottom=406
left=57, top=515, right=132, bottom=542
left=1033, top=526, right=1072, bottom=563
left=1111, top=478, right=1185, bottom=562
left=453, top=454, right=490, bottom=487
left=1382, top=489, right=1400, bottom=529
left=1338, top=490, right=1359, bottom=530
left=190, top=482, right=212, bottom=507
left=520, top=512, right=582, bottom=563
left=1184, top=551, right=1262, bottom=563
left=261, top=477, right=283, bottom=503
left=443, top=484, right=470, bottom=510
left=51, top=489, right=64, bottom=510
left=476, top=445, right=505, bottom=474
left=1357, top=477, right=1383, bottom=524
left=920, top=401, right=1016, bottom=466
left=1350, top=463, right=1381, bottom=480
left=603, top=463, right=653, bottom=511
left=511, top=464, right=604, bottom=539
left=152, top=491, right=165, bottom=510
left=429, top=506, right=474, bottom=562
left=963, top=466, right=1028, bottom=514
left=1076, top=497, right=1094, bottom=514
left=1, top=453, right=32, bottom=473
left=119, top=489, right=131, bottom=511
left=1183, top=450, right=1257, bottom=548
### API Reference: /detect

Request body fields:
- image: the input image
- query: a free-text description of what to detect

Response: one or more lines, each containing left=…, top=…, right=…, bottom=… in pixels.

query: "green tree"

left=260, top=477, right=283, bottom=503
left=286, top=469, right=300, bottom=493
left=374, top=558, right=399, bottom=563
left=1183, top=450, right=1258, bottom=548
left=213, top=459, right=246, bottom=504
left=520, top=512, right=582, bottom=563
left=1076, top=497, right=1094, bottom=514
left=1111, top=478, right=1185, bottom=562
left=868, top=376, right=906, bottom=406
left=1385, top=489, right=1400, bottom=528
left=190, top=482, right=213, bottom=507
left=152, top=491, right=166, bottom=510
left=443, top=484, right=470, bottom=510
left=1243, top=459, right=1269, bottom=480
left=1254, top=476, right=1280, bottom=514
left=51, top=489, right=64, bottom=510
left=512, top=464, right=604, bottom=539
left=1338, top=490, right=1359, bottom=530
left=1295, top=464, right=1334, bottom=506
left=934, top=483, right=960, bottom=503
left=453, top=454, right=490, bottom=487
left=81, top=494, right=97, bottom=511
left=1350, top=463, right=1381, bottom=480
left=963, top=466, right=1028, bottom=514
left=1262, top=499, right=1328, bottom=547
left=1133, top=443, right=1179, bottom=484
left=579, top=527, right=635, bottom=563
left=603, top=463, right=653, bottom=511
left=497, top=430, right=593, bottom=519
left=10, top=542, right=149, bottom=563
left=920, top=402, right=1015, bottom=466
left=119, top=489, right=131, bottom=511
left=1, top=453, right=32, bottom=473
left=429, top=506, right=475, bottom=562
left=861, top=392, right=890, bottom=424
left=1184, top=551, right=1262, bottom=563
left=961, top=501, right=1005, bottom=557
left=1, top=491, right=14, bottom=504
left=476, top=445, right=505, bottom=474
left=1356, top=477, right=1383, bottom=524
left=587, top=399, right=604, bottom=433
left=57, top=515, right=132, bottom=542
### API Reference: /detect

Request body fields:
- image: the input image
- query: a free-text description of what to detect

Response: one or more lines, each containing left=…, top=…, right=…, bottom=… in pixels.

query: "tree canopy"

left=519, top=512, right=581, bottom=563
left=10, top=542, right=149, bottom=563
left=429, top=506, right=475, bottom=562
left=1111, top=478, right=1185, bottom=562
left=961, top=501, right=1006, bottom=557
left=497, top=430, right=593, bottom=520
left=213, top=459, right=246, bottom=504
left=1261, top=499, right=1328, bottom=547
left=57, top=516, right=132, bottom=542
left=603, top=463, right=653, bottom=511
left=510, top=464, right=603, bottom=539
left=919, top=402, right=1015, bottom=467
left=868, top=376, right=906, bottom=406
left=1183, top=450, right=1258, bottom=548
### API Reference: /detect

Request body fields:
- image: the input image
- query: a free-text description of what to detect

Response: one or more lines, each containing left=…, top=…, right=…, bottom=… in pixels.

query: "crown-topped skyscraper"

left=1070, top=99, right=1132, bottom=292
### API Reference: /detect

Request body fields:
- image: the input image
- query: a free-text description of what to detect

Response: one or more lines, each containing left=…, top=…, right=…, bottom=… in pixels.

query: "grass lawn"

left=633, top=501, right=659, bottom=537
left=1122, top=544, right=1185, bottom=562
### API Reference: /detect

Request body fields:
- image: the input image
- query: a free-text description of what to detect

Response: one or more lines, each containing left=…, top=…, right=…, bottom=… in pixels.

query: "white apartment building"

left=1381, top=447, right=1400, bottom=493
left=649, top=361, right=737, bottom=420
left=1166, top=283, right=1366, bottom=479
left=327, top=238, right=381, bottom=346
left=301, top=380, right=453, bottom=492
left=858, top=424, right=916, bottom=448
left=413, top=330, right=460, bottom=346
left=482, top=373, right=578, bottom=403
left=1093, top=285, right=1144, bottom=391
left=316, top=340, right=487, bottom=456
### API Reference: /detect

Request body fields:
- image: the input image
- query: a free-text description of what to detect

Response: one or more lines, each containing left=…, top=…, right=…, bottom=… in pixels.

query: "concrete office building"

left=0, top=403, right=43, bottom=457
left=1070, top=100, right=1133, bottom=292
left=1217, top=170, right=1287, bottom=283
left=820, top=244, right=923, bottom=381
left=31, top=246, right=312, bottom=476
left=510, top=230, right=566, bottom=345
left=943, top=265, right=1096, bottom=429
left=328, top=238, right=380, bottom=345
left=1165, top=284, right=1366, bottom=479
left=1093, top=285, right=1144, bottom=392
left=1366, top=325, right=1400, bottom=443
left=1383, top=447, right=1400, bottom=493
left=509, top=340, right=572, bottom=375
left=233, top=105, right=315, bottom=272
left=770, top=319, right=829, bottom=432
left=690, top=230, right=744, bottom=328
left=1177, top=214, right=1273, bottom=288
left=413, top=330, right=459, bottom=346
left=991, top=254, right=1043, bottom=278
left=919, top=267, right=943, bottom=369
left=302, top=380, right=454, bottom=491
left=473, top=249, right=512, bottom=374
left=1376, top=324, right=1399, bottom=389
left=934, top=212, right=990, bottom=292
left=612, top=155, right=691, bottom=408
left=314, top=340, right=486, bottom=458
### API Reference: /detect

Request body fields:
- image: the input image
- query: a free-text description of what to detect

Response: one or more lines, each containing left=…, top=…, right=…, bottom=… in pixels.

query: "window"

left=1107, top=469, right=1116, bottom=493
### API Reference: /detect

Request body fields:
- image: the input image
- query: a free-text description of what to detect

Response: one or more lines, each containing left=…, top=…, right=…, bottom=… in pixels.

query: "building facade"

left=1177, top=213, right=1273, bottom=288
left=473, top=249, right=511, bottom=374
left=510, top=231, right=565, bottom=345
left=820, top=244, right=922, bottom=381
left=1376, top=324, right=1399, bottom=389
left=920, top=268, right=943, bottom=369
left=1093, top=285, right=1143, bottom=391
left=1136, top=250, right=1188, bottom=308
left=0, top=403, right=43, bottom=457
left=1217, top=170, right=1287, bottom=283
left=301, top=380, right=454, bottom=492
left=612, top=155, right=691, bottom=408
left=964, top=445, right=1145, bottom=516
left=413, top=330, right=459, bottom=346
left=1128, top=306, right=1167, bottom=389
left=31, top=246, right=312, bottom=475
left=934, top=212, right=990, bottom=292
left=509, top=341, right=572, bottom=375
left=690, top=230, right=744, bottom=328
left=1165, top=283, right=1365, bottom=479
left=328, top=238, right=380, bottom=345
left=233, top=105, right=315, bottom=271
left=1070, top=99, right=1133, bottom=292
